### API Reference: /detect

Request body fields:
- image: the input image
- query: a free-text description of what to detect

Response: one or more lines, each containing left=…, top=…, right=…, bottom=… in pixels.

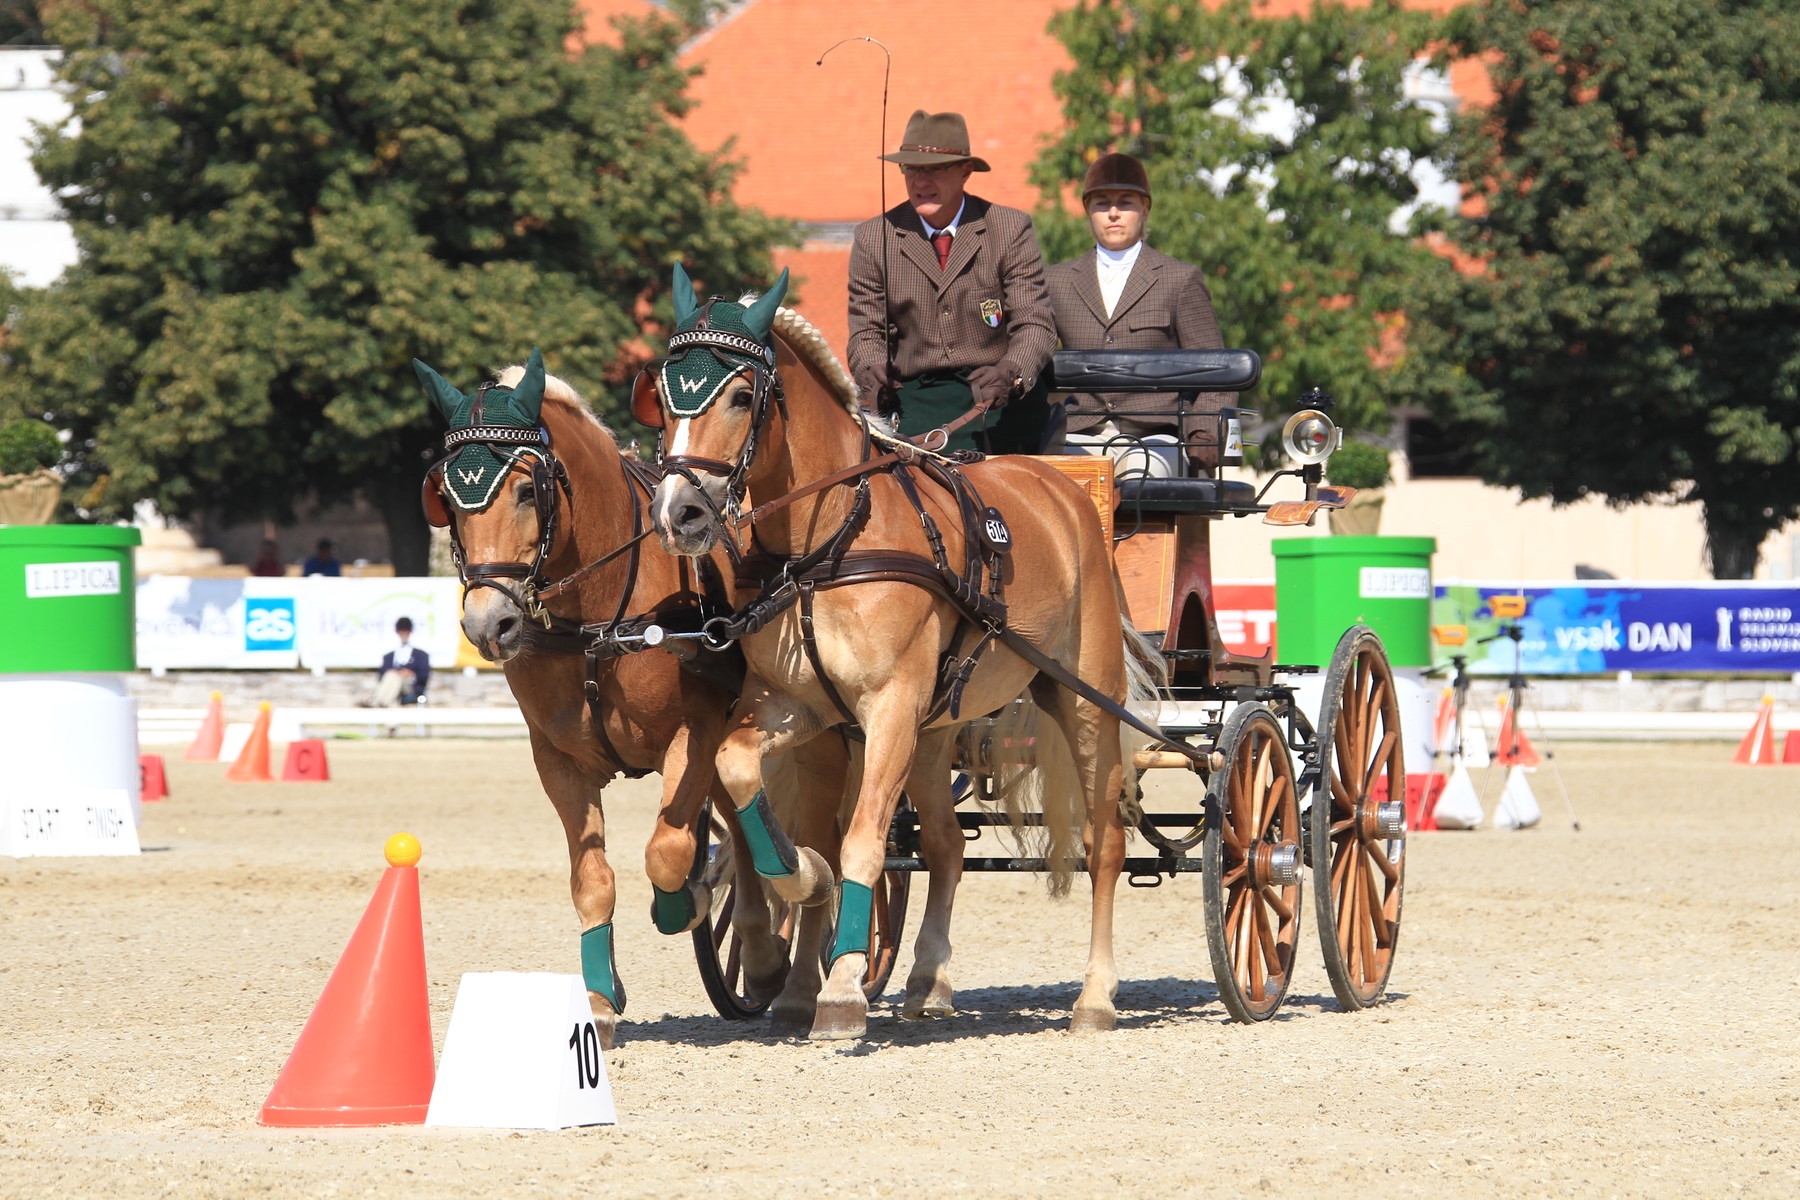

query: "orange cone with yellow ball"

left=259, top=834, right=435, bottom=1126
left=225, top=702, right=275, bottom=782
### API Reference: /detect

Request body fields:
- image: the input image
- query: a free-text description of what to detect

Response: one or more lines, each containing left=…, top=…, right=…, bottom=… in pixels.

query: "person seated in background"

left=250, top=538, right=285, bottom=577
left=370, top=617, right=430, bottom=707
left=302, top=538, right=341, bottom=577
left=1045, top=152, right=1234, bottom=479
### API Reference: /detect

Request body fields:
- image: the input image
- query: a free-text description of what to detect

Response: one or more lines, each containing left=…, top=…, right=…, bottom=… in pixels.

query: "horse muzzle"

left=461, top=588, right=530, bottom=662
left=651, top=473, right=725, bottom=557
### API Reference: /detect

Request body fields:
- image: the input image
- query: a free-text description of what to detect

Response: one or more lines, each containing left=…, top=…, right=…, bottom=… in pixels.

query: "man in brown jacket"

left=1046, top=152, right=1233, bottom=476
left=847, top=111, right=1057, bottom=454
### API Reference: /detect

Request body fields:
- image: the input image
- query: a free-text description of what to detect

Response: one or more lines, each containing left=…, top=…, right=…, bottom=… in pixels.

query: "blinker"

left=631, top=366, right=665, bottom=428
left=422, top=473, right=452, bottom=528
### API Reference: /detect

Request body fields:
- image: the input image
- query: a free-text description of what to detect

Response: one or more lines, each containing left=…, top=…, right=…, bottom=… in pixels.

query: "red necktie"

left=932, top=229, right=953, bottom=269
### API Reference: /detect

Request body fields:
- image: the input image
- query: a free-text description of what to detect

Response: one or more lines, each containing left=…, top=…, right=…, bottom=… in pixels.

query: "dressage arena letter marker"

left=425, top=973, right=616, bottom=1130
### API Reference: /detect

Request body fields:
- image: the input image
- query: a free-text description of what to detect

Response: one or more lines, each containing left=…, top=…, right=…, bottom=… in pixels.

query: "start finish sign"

left=0, top=788, right=140, bottom=857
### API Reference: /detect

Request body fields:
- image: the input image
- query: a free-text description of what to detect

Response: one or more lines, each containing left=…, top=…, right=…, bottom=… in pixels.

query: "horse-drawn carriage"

left=687, top=343, right=1407, bottom=1028
left=417, top=269, right=1405, bottom=1043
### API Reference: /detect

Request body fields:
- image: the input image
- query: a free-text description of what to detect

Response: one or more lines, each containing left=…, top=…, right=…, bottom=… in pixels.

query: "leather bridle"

left=422, top=385, right=650, bottom=629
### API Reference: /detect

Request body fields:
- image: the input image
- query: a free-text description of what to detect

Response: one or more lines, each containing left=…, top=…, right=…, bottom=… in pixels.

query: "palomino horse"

left=414, top=350, right=797, bottom=1046
left=641, top=269, right=1151, bottom=1038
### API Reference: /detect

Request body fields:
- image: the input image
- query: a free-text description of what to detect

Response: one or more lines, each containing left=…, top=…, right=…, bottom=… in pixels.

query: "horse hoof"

left=772, top=846, right=835, bottom=907
left=589, top=1003, right=621, bottom=1049
left=1068, top=1006, right=1117, bottom=1034
left=769, top=1003, right=814, bottom=1038
left=809, top=997, right=868, bottom=1041
left=900, top=981, right=955, bottom=1020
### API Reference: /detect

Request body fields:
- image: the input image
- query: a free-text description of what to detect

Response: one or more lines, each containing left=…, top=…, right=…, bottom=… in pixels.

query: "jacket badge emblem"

left=979, top=298, right=1003, bottom=328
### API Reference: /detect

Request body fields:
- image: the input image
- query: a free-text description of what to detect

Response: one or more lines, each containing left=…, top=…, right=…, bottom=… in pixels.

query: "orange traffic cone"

left=260, top=834, right=434, bottom=1127
left=184, top=691, right=225, bottom=761
left=281, top=739, right=331, bottom=782
left=226, top=702, right=275, bottom=782
left=1493, top=698, right=1541, bottom=767
left=1734, top=698, right=1777, bottom=765
left=1782, top=731, right=1800, bottom=765
left=139, top=754, right=169, bottom=802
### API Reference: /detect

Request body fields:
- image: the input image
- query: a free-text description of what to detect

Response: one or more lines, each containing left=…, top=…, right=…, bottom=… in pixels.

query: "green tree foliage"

left=1032, top=0, right=1451, bottom=449
left=2, top=0, right=790, bottom=570
left=1399, top=0, right=1800, bottom=578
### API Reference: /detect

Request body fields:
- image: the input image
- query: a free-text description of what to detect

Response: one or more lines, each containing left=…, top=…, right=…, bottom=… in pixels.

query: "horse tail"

left=974, top=695, right=1085, bottom=898
left=1117, top=615, right=1168, bottom=828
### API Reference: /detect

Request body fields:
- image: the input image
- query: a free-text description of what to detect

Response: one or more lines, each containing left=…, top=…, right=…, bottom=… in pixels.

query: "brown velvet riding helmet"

left=1081, top=152, right=1151, bottom=201
left=879, top=110, right=992, bottom=171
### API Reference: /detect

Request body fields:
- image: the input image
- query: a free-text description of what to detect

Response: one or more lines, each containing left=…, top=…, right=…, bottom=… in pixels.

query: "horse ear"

left=741, top=268, right=789, bottom=341
left=512, top=347, right=546, bottom=421
left=672, top=262, right=698, bottom=327
left=413, top=359, right=464, bottom=423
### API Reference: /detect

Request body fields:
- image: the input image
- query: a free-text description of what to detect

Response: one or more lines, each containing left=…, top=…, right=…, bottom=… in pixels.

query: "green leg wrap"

left=735, top=790, right=798, bottom=879
left=580, top=922, right=626, bottom=1014
left=651, top=885, right=697, bottom=936
left=828, top=879, right=874, bottom=967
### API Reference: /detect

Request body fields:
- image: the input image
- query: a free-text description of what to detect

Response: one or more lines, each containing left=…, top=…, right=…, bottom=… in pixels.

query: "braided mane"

left=770, top=306, right=862, bottom=418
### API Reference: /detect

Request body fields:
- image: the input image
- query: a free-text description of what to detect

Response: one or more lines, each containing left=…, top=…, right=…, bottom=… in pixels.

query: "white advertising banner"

left=135, top=576, right=302, bottom=669
left=291, top=577, right=465, bottom=670
left=134, top=576, right=467, bottom=671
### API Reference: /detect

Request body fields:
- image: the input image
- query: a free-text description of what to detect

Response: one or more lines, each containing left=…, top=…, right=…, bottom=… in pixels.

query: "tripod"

left=1477, top=621, right=1581, bottom=831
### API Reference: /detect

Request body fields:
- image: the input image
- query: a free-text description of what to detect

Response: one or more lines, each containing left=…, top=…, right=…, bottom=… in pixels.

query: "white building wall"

left=0, top=48, right=76, bottom=287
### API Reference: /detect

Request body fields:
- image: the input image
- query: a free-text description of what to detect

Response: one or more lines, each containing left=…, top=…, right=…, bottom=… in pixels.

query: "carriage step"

left=949, top=811, right=1201, bottom=830
left=883, top=855, right=1203, bottom=876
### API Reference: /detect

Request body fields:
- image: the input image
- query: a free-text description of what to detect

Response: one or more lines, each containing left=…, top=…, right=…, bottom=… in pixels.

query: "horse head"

left=642, top=263, right=789, bottom=556
left=415, top=348, right=570, bottom=661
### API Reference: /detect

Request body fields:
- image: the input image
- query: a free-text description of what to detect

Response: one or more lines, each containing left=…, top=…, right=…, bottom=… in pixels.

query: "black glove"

left=854, top=368, right=896, bottom=413
left=968, top=362, right=1020, bottom=407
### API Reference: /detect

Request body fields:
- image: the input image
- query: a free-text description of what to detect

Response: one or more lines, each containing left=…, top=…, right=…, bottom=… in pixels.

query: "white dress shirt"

left=1095, top=240, right=1143, bottom=319
left=921, top=197, right=968, bottom=241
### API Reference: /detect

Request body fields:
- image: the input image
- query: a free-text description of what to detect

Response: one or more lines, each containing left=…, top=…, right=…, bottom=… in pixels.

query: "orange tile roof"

left=679, top=0, right=1489, bottom=225
left=571, top=0, right=658, bottom=48
left=679, top=0, right=1073, bottom=222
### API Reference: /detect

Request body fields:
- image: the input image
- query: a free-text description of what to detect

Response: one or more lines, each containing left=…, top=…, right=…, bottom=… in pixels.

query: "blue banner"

left=1432, top=583, right=1800, bottom=674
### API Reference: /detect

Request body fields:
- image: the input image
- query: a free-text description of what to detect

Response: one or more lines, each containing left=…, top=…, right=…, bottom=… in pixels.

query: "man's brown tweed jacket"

left=1045, top=244, right=1234, bottom=465
left=847, top=196, right=1056, bottom=395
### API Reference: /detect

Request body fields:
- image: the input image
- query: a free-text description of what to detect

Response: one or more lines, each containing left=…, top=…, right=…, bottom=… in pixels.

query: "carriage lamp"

left=1281, top=409, right=1339, bottom=466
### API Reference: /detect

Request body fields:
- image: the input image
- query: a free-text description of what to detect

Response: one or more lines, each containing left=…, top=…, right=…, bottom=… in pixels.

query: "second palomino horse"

left=415, top=350, right=798, bottom=1045
left=641, top=268, right=1155, bottom=1038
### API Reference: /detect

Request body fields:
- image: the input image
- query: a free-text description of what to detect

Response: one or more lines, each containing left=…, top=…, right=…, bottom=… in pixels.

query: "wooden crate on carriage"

left=1042, top=455, right=1192, bottom=637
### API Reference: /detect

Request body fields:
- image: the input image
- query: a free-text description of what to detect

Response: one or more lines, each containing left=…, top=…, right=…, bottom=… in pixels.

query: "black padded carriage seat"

left=1114, top=476, right=1259, bottom=513
left=1049, top=348, right=1264, bottom=515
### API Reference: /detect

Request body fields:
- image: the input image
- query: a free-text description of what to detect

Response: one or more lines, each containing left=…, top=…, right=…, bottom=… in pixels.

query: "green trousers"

left=892, top=368, right=1055, bottom=456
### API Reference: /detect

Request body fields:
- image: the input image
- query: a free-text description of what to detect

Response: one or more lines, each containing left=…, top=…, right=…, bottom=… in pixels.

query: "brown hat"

left=879, top=110, right=992, bottom=172
left=1081, top=152, right=1151, bottom=200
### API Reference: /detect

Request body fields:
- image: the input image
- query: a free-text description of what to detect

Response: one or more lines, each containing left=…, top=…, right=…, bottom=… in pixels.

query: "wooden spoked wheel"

left=1312, top=625, right=1407, bottom=1011
left=692, top=802, right=793, bottom=1020
left=858, top=868, right=911, bottom=1001
left=1202, top=703, right=1304, bottom=1024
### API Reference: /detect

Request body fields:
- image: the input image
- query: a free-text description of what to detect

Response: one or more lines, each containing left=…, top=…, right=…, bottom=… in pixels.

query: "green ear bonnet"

left=414, top=349, right=549, bottom=511
left=659, top=264, right=790, bottom=419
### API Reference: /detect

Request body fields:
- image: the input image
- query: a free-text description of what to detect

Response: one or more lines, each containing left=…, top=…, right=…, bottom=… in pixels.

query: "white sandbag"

left=1493, top=766, right=1542, bottom=830
left=1431, top=761, right=1484, bottom=830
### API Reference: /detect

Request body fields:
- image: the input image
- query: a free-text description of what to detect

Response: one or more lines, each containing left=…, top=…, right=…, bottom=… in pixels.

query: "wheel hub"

left=1356, top=798, right=1407, bottom=840
left=1250, top=842, right=1301, bottom=888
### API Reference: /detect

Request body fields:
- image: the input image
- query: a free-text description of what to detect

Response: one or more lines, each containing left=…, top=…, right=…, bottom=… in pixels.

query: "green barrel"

left=1271, top=536, right=1436, bottom=668
left=0, top=526, right=141, bottom=673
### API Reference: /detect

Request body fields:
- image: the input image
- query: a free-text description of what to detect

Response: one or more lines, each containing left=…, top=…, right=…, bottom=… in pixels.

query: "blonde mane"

left=494, top=364, right=608, bottom=433
left=769, top=306, right=861, bottom=415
